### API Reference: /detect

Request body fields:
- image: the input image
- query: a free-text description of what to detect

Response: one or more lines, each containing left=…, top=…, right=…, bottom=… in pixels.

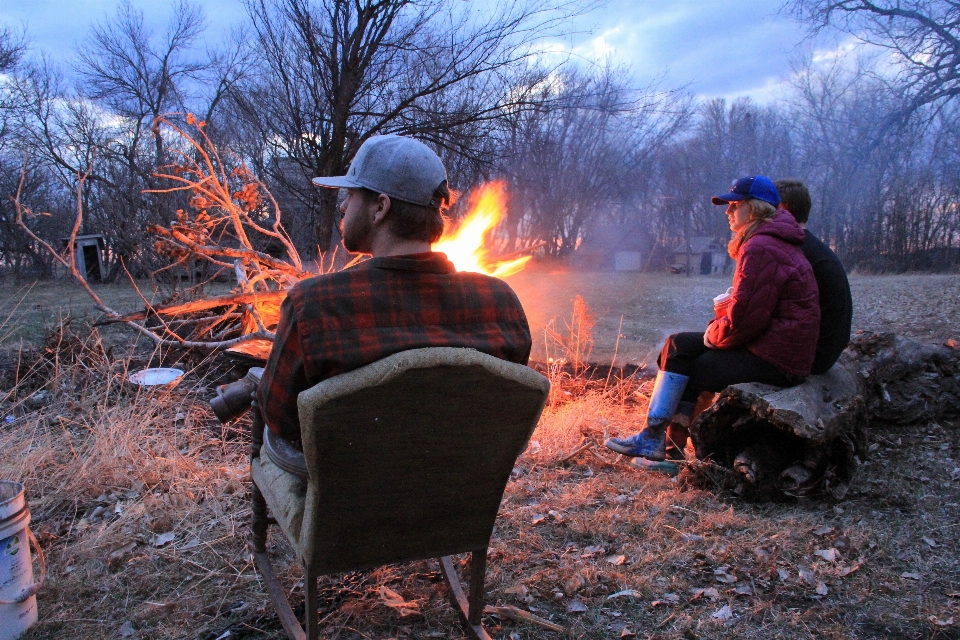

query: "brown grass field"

left=1, top=270, right=959, bottom=640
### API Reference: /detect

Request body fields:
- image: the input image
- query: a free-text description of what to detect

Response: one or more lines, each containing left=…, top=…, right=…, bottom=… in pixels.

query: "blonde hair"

left=727, top=199, right=778, bottom=258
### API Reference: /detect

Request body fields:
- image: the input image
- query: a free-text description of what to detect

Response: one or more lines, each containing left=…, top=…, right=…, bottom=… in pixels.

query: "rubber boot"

left=604, top=371, right=690, bottom=460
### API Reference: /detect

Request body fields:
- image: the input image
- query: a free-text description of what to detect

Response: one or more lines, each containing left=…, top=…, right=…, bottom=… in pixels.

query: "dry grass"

left=1, top=274, right=960, bottom=639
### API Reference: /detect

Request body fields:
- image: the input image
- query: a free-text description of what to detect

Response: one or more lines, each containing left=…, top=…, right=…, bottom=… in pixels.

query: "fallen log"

left=687, top=332, right=960, bottom=499
left=845, top=332, right=960, bottom=424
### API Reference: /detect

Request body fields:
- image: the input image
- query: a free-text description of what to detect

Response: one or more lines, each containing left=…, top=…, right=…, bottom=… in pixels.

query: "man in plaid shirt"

left=257, top=135, right=532, bottom=440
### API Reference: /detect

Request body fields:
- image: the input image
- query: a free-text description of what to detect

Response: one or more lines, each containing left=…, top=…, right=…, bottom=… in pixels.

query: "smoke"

left=505, top=265, right=720, bottom=367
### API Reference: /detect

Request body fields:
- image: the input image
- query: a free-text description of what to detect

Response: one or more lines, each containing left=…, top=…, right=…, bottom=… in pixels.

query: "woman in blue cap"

left=605, top=176, right=820, bottom=467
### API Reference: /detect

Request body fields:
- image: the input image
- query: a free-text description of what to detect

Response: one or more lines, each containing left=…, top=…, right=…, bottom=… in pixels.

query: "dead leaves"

left=929, top=615, right=955, bottom=628
left=713, top=566, right=737, bottom=584
left=651, top=593, right=680, bottom=607
left=563, top=573, right=586, bottom=596
left=107, top=541, right=137, bottom=572
left=505, top=583, right=535, bottom=606
left=530, top=510, right=563, bottom=525
left=151, top=531, right=176, bottom=547
left=689, top=587, right=721, bottom=602
left=565, top=598, right=588, bottom=613
left=712, top=604, right=734, bottom=620
left=814, top=548, right=839, bottom=562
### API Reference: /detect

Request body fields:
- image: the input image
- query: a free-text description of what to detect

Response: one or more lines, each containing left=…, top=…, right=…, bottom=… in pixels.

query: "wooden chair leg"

left=249, top=400, right=268, bottom=553
left=468, top=549, right=487, bottom=626
left=440, top=554, right=493, bottom=640
left=251, top=482, right=268, bottom=553
left=305, top=566, right=319, bottom=640
left=251, top=549, right=306, bottom=640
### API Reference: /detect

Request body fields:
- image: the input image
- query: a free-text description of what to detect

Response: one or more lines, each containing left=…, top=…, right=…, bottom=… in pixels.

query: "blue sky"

left=1, top=0, right=844, bottom=103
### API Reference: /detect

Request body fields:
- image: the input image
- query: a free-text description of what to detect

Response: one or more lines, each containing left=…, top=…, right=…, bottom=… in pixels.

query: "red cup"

left=713, top=289, right=733, bottom=318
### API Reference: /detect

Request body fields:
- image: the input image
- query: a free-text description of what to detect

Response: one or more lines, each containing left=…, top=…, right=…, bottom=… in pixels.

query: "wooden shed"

left=62, top=234, right=105, bottom=282
left=673, top=236, right=731, bottom=276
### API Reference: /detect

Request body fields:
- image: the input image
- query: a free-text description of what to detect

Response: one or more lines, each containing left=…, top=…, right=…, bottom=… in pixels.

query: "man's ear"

left=372, top=194, right=392, bottom=225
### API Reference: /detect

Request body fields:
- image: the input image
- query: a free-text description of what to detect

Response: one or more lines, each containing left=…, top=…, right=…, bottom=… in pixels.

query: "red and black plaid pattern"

left=257, top=252, right=532, bottom=439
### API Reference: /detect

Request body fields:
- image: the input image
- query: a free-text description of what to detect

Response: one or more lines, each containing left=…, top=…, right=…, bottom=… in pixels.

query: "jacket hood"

left=751, top=208, right=805, bottom=245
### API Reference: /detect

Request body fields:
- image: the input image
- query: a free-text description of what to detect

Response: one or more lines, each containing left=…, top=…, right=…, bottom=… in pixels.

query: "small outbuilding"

left=62, top=234, right=105, bottom=282
left=672, top=236, right=730, bottom=276
left=572, top=222, right=656, bottom=272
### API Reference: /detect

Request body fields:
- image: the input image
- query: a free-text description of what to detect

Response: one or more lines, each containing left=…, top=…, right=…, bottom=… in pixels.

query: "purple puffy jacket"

left=706, top=209, right=820, bottom=376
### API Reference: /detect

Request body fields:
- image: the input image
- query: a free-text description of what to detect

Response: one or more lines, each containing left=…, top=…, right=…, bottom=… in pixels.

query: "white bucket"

left=0, top=481, right=44, bottom=640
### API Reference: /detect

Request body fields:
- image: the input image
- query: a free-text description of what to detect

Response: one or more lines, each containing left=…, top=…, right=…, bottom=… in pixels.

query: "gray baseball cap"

left=312, top=134, right=448, bottom=207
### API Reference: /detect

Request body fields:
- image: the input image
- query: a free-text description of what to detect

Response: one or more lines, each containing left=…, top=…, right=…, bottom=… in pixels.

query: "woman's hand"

left=703, top=332, right=715, bottom=349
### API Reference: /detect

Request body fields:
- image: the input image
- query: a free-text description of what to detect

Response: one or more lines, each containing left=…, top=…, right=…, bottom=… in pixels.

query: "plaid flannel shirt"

left=257, top=252, right=532, bottom=439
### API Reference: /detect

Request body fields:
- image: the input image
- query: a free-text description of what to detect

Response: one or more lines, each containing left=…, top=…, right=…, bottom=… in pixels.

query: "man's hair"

left=358, top=182, right=449, bottom=243
left=774, top=179, right=812, bottom=224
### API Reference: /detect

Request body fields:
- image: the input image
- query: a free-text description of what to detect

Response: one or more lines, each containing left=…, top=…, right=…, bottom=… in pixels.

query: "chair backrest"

left=296, top=347, right=549, bottom=574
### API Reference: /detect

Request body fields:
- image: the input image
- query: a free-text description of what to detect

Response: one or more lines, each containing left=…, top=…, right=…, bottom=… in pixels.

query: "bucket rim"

left=0, top=506, right=29, bottom=541
left=0, top=480, right=24, bottom=511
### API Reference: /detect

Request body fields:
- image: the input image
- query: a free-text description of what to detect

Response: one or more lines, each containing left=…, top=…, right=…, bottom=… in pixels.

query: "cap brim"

left=312, top=176, right=362, bottom=189
left=711, top=193, right=749, bottom=205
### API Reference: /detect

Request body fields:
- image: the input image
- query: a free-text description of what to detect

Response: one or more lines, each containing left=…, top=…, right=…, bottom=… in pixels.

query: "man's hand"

left=703, top=331, right=715, bottom=349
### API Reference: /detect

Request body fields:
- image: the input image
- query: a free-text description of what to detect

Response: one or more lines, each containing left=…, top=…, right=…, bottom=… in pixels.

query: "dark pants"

left=657, top=332, right=802, bottom=402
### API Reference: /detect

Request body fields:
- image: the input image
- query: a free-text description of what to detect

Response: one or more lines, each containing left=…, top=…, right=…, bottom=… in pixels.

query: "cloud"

left=561, top=0, right=813, bottom=101
left=1, top=0, right=853, bottom=105
left=0, top=0, right=246, bottom=62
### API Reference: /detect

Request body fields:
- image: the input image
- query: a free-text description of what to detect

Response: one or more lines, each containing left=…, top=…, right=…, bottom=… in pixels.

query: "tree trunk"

left=686, top=332, right=960, bottom=499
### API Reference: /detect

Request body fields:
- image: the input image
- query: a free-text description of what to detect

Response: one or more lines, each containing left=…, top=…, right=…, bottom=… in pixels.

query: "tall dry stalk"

left=543, top=295, right=595, bottom=372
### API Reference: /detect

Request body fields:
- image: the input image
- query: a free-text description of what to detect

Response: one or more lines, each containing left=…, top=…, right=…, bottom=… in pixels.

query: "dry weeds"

left=1, top=278, right=959, bottom=639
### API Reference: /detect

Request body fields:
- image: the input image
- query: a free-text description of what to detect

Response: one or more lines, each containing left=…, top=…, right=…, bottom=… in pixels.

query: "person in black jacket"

left=775, top=179, right=853, bottom=374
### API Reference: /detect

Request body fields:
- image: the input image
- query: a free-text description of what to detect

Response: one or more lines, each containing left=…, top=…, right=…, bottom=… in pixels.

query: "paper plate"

left=128, top=368, right=184, bottom=388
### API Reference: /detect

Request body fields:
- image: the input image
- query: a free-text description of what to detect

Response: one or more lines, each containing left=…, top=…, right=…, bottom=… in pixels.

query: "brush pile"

left=14, top=116, right=312, bottom=354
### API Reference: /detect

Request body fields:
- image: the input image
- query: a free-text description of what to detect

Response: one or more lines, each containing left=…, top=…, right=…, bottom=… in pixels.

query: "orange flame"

left=433, top=181, right=530, bottom=278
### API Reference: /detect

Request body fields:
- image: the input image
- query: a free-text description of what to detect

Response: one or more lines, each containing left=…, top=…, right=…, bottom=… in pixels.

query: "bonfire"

left=14, top=117, right=541, bottom=363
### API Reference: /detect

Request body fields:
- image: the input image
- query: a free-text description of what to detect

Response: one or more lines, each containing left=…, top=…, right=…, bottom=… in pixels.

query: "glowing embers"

left=433, top=181, right=530, bottom=278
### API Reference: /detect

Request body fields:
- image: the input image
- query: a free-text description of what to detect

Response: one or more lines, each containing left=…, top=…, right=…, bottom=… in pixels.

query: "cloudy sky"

left=1, top=0, right=844, bottom=102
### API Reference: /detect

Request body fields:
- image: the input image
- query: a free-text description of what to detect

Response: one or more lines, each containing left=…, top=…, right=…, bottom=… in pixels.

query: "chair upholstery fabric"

left=251, top=452, right=307, bottom=549
left=281, top=347, right=550, bottom=574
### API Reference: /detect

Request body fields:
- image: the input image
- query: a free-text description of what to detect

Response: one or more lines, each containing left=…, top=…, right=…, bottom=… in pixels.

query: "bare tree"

left=229, top=0, right=585, bottom=256
left=9, top=2, right=253, bottom=282
left=76, top=0, right=207, bottom=165
left=0, top=26, right=24, bottom=73
left=0, top=28, right=64, bottom=281
left=501, top=65, right=689, bottom=258
left=788, top=0, right=960, bottom=117
left=648, top=97, right=796, bottom=272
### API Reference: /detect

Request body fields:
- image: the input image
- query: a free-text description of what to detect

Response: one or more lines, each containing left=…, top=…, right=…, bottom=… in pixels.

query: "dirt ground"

left=1, top=272, right=959, bottom=640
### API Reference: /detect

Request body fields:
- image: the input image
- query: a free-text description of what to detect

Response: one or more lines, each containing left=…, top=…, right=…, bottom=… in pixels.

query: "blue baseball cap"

left=711, top=176, right=780, bottom=208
